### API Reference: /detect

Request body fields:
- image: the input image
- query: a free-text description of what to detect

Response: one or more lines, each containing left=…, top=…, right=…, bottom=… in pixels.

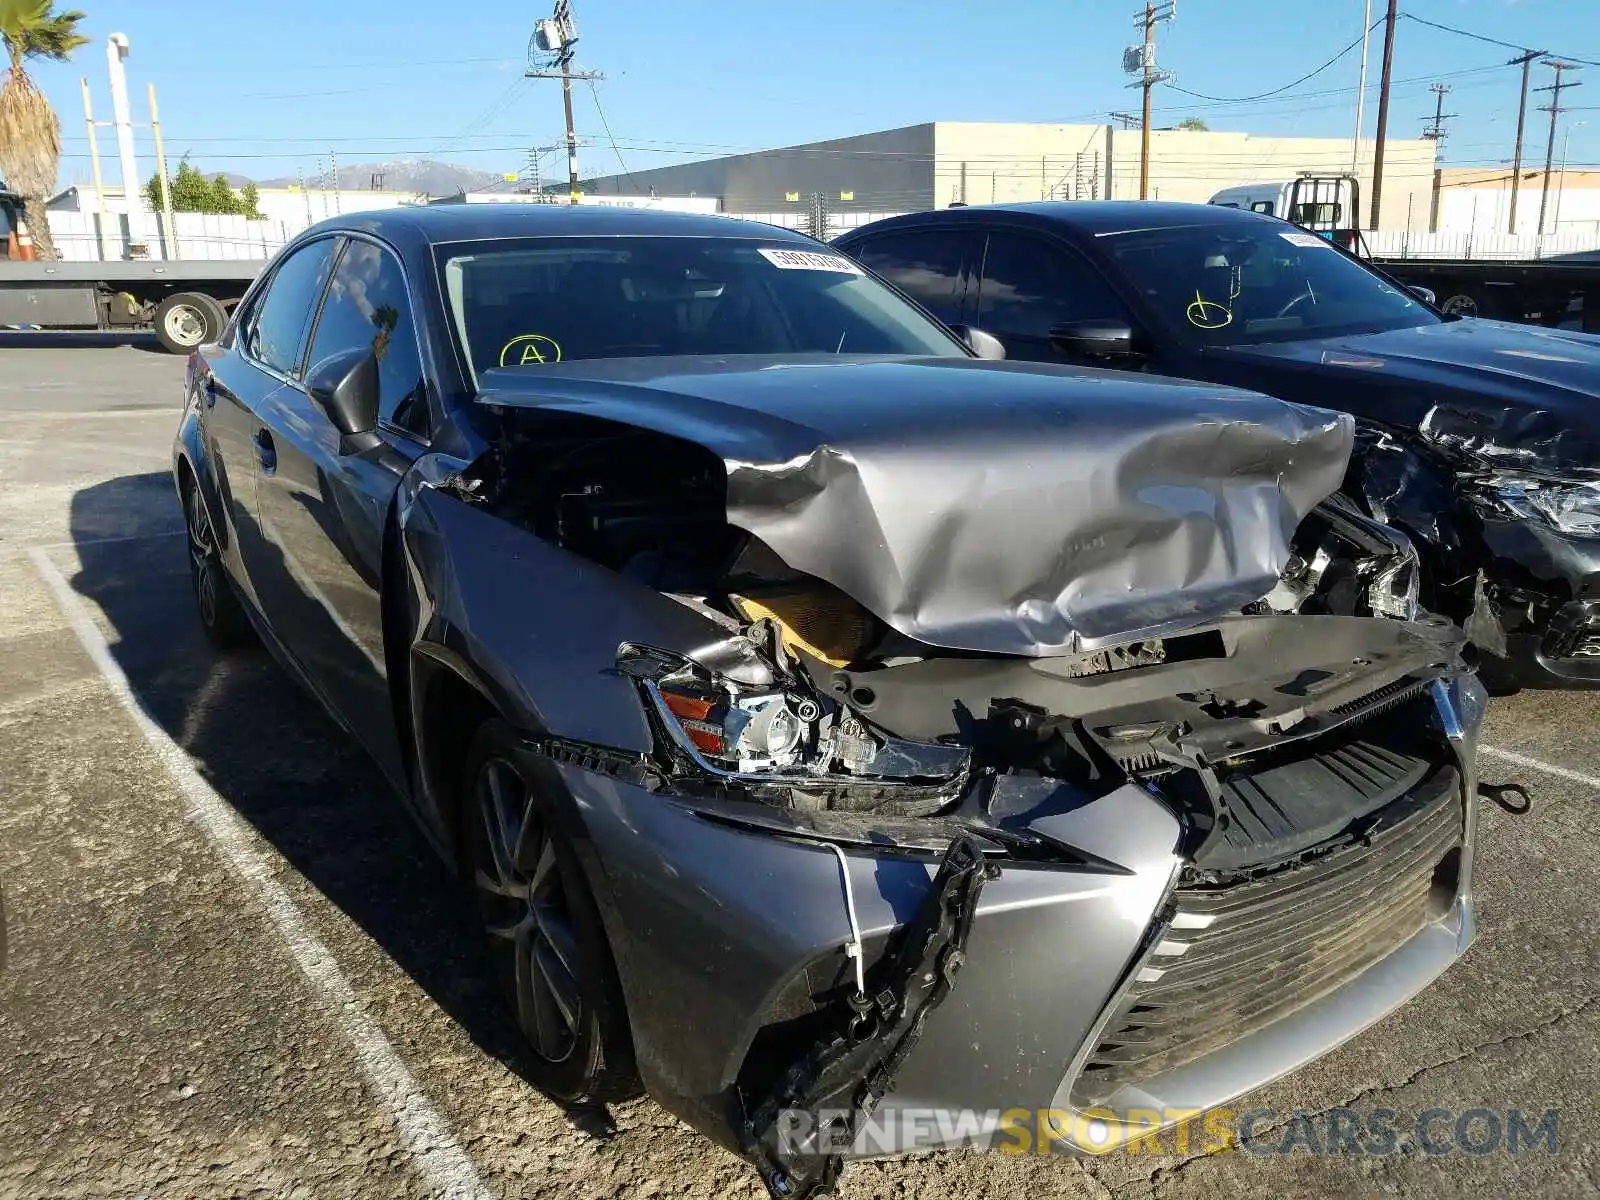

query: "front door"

left=206, top=236, right=340, bottom=616
left=251, top=236, right=430, bottom=791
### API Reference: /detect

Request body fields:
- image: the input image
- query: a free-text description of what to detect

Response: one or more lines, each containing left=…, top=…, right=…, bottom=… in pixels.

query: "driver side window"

left=305, top=240, right=429, bottom=438
left=975, top=230, right=1132, bottom=361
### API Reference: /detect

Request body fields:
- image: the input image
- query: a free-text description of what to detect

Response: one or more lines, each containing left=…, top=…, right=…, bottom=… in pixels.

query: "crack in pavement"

left=1102, top=992, right=1599, bottom=1200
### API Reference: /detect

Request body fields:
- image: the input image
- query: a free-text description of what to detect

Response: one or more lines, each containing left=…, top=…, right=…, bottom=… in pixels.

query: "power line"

left=585, top=77, right=633, bottom=183
left=1164, top=22, right=1378, bottom=104
left=1398, top=11, right=1597, bottom=66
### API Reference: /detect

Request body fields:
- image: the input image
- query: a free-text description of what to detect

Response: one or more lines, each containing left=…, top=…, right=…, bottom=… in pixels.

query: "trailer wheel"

left=1439, top=292, right=1480, bottom=318
left=154, top=292, right=227, bottom=354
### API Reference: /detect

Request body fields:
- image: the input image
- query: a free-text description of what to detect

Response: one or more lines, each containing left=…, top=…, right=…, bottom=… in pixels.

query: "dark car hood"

left=1212, top=319, right=1600, bottom=474
left=478, top=354, right=1353, bottom=656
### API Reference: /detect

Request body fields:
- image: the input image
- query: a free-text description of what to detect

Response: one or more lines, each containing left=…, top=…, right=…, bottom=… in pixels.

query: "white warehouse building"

left=580, top=121, right=1441, bottom=232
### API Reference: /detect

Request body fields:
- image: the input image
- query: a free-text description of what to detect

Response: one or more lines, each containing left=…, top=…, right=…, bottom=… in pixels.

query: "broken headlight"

left=615, top=641, right=970, bottom=802
left=1486, top=478, right=1600, bottom=538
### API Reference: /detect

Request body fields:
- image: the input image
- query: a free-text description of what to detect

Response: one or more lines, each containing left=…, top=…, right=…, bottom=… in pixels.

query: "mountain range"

left=253, top=159, right=511, bottom=197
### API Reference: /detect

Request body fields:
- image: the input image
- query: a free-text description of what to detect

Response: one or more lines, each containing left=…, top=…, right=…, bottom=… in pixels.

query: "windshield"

left=437, top=235, right=964, bottom=382
left=1105, top=222, right=1440, bottom=345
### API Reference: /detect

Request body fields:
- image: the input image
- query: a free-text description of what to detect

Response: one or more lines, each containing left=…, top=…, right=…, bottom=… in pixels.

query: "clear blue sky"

left=24, top=0, right=1600, bottom=189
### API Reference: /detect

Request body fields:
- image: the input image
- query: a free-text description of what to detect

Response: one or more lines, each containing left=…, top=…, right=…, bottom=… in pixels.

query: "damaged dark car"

left=174, top=206, right=1483, bottom=1196
left=836, top=202, right=1600, bottom=688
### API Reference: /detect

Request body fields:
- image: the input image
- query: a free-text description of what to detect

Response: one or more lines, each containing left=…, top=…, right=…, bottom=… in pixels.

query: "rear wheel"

left=462, top=720, right=638, bottom=1104
left=155, top=292, right=226, bottom=354
left=1438, top=291, right=1481, bottom=319
left=184, top=480, right=250, bottom=650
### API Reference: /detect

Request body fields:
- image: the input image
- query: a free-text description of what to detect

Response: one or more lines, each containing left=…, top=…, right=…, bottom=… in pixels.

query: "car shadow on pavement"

left=64, top=471, right=551, bottom=1091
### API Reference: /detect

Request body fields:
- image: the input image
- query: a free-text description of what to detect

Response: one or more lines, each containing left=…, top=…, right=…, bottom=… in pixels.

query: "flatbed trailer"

left=1370, top=254, right=1600, bottom=330
left=1, top=184, right=266, bottom=352
left=0, top=258, right=266, bottom=352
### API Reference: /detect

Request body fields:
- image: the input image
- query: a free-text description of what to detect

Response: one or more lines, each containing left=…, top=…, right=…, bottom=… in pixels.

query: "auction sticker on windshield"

left=1281, top=231, right=1332, bottom=249
left=758, top=247, right=864, bottom=273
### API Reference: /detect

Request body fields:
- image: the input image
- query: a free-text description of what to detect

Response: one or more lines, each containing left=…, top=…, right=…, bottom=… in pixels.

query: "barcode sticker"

left=758, top=247, right=864, bottom=273
left=1281, top=231, right=1332, bottom=248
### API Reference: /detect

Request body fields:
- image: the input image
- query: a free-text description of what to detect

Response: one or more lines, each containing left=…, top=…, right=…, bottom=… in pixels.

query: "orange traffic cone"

left=13, top=216, right=37, bottom=261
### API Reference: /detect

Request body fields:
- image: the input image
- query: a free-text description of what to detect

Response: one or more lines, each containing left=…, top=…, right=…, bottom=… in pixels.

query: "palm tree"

left=0, top=1, right=89, bottom=261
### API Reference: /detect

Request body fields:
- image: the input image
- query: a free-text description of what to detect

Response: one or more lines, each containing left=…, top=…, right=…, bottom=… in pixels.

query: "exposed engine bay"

left=476, top=412, right=1455, bottom=861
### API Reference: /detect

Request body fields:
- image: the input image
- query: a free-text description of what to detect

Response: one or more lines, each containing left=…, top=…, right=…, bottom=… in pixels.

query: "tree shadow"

left=65, top=470, right=547, bottom=1087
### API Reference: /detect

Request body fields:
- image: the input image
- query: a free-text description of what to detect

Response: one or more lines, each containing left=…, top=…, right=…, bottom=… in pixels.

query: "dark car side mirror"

left=951, top=325, right=1007, bottom=360
left=306, top=347, right=382, bottom=452
left=1048, top=320, right=1145, bottom=360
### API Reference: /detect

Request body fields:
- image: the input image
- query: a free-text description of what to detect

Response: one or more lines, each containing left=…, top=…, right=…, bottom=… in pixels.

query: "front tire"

left=184, top=480, right=251, bottom=650
left=461, top=719, right=638, bottom=1105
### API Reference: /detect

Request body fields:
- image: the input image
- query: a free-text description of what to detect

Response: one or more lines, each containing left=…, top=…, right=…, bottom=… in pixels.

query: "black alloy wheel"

left=463, top=721, right=637, bottom=1103
left=185, top=482, right=250, bottom=649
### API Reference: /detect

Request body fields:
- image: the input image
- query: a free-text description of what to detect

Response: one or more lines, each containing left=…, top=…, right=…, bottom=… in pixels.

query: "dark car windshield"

left=437, top=235, right=964, bottom=382
left=1104, top=222, right=1440, bottom=345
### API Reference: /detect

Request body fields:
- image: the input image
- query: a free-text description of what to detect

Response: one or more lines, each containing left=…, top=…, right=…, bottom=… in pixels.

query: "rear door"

left=251, top=235, right=430, bottom=790
left=202, top=236, right=339, bottom=613
left=840, top=227, right=974, bottom=327
left=971, top=228, right=1138, bottom=363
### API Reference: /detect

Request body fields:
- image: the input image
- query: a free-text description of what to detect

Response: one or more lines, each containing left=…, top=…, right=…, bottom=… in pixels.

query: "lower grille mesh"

left=1072, top=775, right=1463, bottom=1106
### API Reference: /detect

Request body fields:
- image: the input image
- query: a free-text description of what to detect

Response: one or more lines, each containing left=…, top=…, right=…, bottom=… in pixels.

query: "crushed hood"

left=480, top=355, right=1353, bottom=655
left=1213, top=319, right=1600, bottom=474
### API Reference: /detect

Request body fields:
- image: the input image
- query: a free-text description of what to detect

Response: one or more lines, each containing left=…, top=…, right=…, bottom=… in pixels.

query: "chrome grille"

left=1072, top=774, right=1463, bottom=1106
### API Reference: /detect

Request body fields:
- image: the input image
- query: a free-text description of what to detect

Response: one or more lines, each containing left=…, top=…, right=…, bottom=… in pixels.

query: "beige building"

left=582, top=121, right=1439, bottom=231
left=1435, top=166, right=1600, bottom=237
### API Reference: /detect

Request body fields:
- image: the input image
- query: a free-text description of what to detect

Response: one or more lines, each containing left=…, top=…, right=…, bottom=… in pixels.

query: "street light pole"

left=1351, top=0, right=1373, bottom=177
left=1555, top=121, right=1586, bottom=234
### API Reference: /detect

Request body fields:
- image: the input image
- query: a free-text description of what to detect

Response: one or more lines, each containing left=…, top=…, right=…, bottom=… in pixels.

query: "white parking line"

left=1481, top=743, right=1600, bottom=791
left=29, top=546, right=494, bottom=1200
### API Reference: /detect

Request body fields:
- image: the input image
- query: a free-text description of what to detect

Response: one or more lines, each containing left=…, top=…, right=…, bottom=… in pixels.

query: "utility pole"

left=1121, top=1, right=1175, bottom=201
left=1536, top=61, right=1582, bottom=236
left=1507, top=49, right=1545, bottom=234
left=528, top=1, right=602, bottom=205
left=1420, top=85, right=1456, bottom=234
left=147, top=84, right=177, bottom=258
left=80, top=78, right=111, bottom=261
left=1108, top=111, right=1140, bottom=130
left=1368, top=0, right=1398, bottom=229
left=1421, top=83, right=1455, bottom=143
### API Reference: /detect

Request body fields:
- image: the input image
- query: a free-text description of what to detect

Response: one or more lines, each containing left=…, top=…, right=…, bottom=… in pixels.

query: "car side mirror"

left=1408, top=285, right=1437, bottom=306
left=1048, top=320, right=1144, bottom=360
left=306, top=347, right=381, bottom=452
left=951, top=325, right=1006, bottom=360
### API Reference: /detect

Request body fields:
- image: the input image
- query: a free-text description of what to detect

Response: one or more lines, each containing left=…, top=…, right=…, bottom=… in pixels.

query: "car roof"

left=305, top=202, right=819, bottom=246
left=841, top=200, right=1279, bottom=239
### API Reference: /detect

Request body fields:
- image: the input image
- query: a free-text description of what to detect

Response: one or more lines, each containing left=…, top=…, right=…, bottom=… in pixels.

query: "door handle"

left=252, top=428, right=277, bottom=474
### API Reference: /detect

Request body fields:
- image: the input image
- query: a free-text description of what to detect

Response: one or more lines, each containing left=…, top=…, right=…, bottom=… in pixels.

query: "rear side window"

left=306, top=239, right=429, bottom=436
left=246, top=239, right=337, bottom=377
left=1250, top=201, right=1275, bottom=215
left=976, top=230, right=1131, bottom=338
left=847, top=231, right=966, bottom=323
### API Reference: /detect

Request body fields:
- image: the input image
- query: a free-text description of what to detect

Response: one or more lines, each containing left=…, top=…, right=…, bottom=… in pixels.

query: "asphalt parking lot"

left=0, top=337, right=1595, bottom=1200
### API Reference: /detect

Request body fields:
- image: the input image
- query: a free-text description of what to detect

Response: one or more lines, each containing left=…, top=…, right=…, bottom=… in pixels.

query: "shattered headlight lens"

left=615, top=642, right=971, bottom=795
left=1489, top=479, right=1600, bottom=537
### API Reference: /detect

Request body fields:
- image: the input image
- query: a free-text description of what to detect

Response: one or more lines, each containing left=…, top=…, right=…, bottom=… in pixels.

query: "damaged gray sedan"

left=173, top=205, right=1484, bottom=1196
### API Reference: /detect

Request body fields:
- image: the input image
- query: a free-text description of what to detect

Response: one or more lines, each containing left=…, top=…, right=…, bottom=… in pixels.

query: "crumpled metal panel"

left=482, top=356, right=1354, bottom=657
left=1420, top=401, right=1600, bottom=479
